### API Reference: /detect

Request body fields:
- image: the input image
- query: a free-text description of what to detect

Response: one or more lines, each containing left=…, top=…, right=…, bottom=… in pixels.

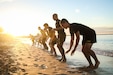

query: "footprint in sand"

left=18, top=58, right=22, bottom=60
left=39, top=64, right=48, bottom=69
left=38, top=73, right=49, bottom=75
left=38, top=72, right=43, bottom=74
left=23, top=63, right=27, bottom=66
left=27, top=57, right=31, bottom=58
left=55, top=74, right=67, bottom=75
left=23, top=73, right=28, bottom=75
left=34, top=58, right=39, bottom=61
left=21, top=68, right=26, bottom=72
left=34, top=63, right=39, bottom=67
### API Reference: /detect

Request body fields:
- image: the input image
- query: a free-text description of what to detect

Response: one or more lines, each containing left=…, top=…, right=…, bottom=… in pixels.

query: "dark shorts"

left=49, top=38, right=58, bottom=46
left=82, top=31, right=97, bottom=45
left=58, top=34, right=66, bottom=44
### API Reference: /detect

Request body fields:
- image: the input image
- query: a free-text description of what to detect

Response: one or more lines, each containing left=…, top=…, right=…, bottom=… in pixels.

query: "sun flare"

left=1, top=9, right=41, bottom=36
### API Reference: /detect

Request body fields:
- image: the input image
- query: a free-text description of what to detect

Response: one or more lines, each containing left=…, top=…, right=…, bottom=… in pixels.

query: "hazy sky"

left=0, top=0, right=113, bottom=35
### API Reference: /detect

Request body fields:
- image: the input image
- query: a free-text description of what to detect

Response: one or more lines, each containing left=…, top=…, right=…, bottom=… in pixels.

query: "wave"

left=64, top=42, right=113, bottom=57
left=93, top=48, right=113, bottom=57
left=19, top=38, right=113, bottom=57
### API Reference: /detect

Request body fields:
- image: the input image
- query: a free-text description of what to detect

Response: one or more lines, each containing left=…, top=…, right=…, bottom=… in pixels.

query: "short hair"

left=59, top=18, right=69, bottom=28
left=60, top=18, right=69, bottom=24
left=38, top=26, right=41, bottom=30
left=43, top=23, right=48, bottom=27
left=53, top=13, right=58, bottom=16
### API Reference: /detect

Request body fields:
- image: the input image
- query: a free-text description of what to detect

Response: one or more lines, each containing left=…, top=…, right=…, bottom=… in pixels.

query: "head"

left=53, top=13, right=58, bottom=20
left=38, top=26, right=41, bottom=30
left=60, top=18, right=70, bottom=29
left=43, top=23, right=49, bottom=29
left=43, top=23, right=49, bottom=28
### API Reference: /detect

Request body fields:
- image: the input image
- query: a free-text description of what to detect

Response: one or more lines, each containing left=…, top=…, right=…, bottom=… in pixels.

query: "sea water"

left=19, top=35, right=113, bottom=57
left=65, top=35, right=113, bottom=57
left=19, top=35, right=113, bottom=75
left=64, top=35, right=113, bottom=75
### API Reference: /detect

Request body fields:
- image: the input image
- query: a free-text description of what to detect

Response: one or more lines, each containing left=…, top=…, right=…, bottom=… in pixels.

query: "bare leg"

left=51, top=45, right=57, bottom=56
left=57, top=42, right=66, bottom=62
left=82, top=43, right=100, bottom=69
left=82, top=43, right=93, bottom=68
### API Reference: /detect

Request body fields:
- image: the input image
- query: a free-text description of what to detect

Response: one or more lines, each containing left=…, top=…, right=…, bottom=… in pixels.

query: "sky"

left=0, top=0, right=113, bottom=36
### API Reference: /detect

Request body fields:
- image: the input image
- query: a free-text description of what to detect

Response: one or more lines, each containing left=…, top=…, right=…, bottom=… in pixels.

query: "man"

left=53, top=13, right=66, bottom=62
left=43, top=23, right=57, bottom=56
left=60, top=18, right=100, bottom=69
left=38, top=27, right=48, bottom=50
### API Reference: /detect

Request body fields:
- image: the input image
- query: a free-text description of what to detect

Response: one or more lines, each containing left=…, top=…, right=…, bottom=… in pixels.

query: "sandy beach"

left=0, top=37, right=113, bottom=75
left=0, top=39, right=84, bottom=75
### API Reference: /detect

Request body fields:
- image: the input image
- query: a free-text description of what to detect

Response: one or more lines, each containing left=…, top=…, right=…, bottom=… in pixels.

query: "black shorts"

left=82, top=31, right=97, bottom=45
left=58, top=34, right=66, bottom=43
left=49, top=38, right=58, bottom=46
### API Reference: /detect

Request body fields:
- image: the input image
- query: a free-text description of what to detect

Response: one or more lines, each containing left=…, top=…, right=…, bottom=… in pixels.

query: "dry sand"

left=0, top=40, right=87, bottom=75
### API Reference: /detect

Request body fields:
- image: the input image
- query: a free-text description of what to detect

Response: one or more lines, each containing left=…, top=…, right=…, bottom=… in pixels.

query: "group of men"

left=37, top=14, right=66, bottom=62
left=33, top=13, right=100, bottom=70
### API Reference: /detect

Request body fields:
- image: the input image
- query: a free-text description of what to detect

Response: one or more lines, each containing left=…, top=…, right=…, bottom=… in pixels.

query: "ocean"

left=64, top=35, right=113, bottom=57
left=19, top=34, right=113, bottom=75
left=20, top=34, right=113, bottom=57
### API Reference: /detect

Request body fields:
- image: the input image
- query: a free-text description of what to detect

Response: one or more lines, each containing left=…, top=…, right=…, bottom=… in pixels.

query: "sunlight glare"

left=1, top=9, right=41, bottom=36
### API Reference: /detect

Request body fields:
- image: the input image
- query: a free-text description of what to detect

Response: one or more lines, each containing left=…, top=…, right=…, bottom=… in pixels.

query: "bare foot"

left=59, top=58, right=66, bottom=63
left=86, top=64, right=94, bottom=69
left=94, top=61, right=100, bottom=69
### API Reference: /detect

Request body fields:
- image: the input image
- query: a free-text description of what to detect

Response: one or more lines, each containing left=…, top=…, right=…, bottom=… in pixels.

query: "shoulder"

left=70, top=23, right=78, bottom=27
left=56, top=19, right=60, bottom=23
left=71, top=23, right=86, bottom=28
left=48, top=27, right=52, bottom=29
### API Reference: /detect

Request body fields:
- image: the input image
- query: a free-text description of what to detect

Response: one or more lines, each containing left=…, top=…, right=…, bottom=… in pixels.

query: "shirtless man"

left=43, top=23, right=57, bottom=56
left=38, top=27, right=48, bottom=50
left=53, top=13, right=66, bottom=62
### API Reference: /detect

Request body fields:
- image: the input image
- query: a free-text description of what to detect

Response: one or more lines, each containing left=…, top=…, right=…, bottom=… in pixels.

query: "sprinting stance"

left=43, top=23, right=57, bottom=56
left=38, top=27, right=48, bottom=50
left=60, top=18, right=100, bottom=69
left=53, top=13, right=66, bottom=62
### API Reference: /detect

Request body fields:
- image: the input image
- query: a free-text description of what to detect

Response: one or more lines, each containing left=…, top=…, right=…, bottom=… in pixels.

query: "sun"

left=0, top=6, right=54, bottom=36
left=1, top=9, right=41, bottom=36
left=3, top=23, right=39, bottom=36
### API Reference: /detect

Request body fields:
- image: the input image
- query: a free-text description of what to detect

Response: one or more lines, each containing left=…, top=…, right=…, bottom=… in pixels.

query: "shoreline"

left=1, top=38, right=113, bottom=75
left=0, top=41, right=84, bottom=75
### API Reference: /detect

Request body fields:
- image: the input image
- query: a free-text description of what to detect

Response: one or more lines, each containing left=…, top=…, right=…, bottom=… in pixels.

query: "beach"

left=0, top=39, right=84, bottom=75
left=0, top=36, right=113, bottom=75
left=21, top=35, right=113, bottom=75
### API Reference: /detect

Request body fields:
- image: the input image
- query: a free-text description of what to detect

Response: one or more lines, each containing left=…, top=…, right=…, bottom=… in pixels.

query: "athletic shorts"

left=49, top=38, right=58, bottom=46
left=82, top=31, right=97, bottom=45
left=58, top=34, right=66, bottom=43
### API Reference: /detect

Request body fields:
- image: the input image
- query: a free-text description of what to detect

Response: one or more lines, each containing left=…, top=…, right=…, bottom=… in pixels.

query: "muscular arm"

left=65, top=33, right=74, bottom=53
left=71, top=31, right=80, bottom=55
left=69, top=35, right=74, bottom=50
left=74, top=31, right=80, bottom=50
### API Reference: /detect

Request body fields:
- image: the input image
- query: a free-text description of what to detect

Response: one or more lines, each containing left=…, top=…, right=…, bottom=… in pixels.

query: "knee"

left=82, top=47, right=88, bottom=53
left=57, top=44, right=59, bottom=48
left=82, top=49, right=85, bottom=53
left=57, top=44, right=61, bottom=48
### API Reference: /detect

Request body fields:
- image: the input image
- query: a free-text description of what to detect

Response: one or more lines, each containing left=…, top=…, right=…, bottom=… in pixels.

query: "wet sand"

left=65, top=51, right=113, bottom=75
left=1, top=37, right=113, bottom=75
left=0, top=41, right=84, bottom=75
